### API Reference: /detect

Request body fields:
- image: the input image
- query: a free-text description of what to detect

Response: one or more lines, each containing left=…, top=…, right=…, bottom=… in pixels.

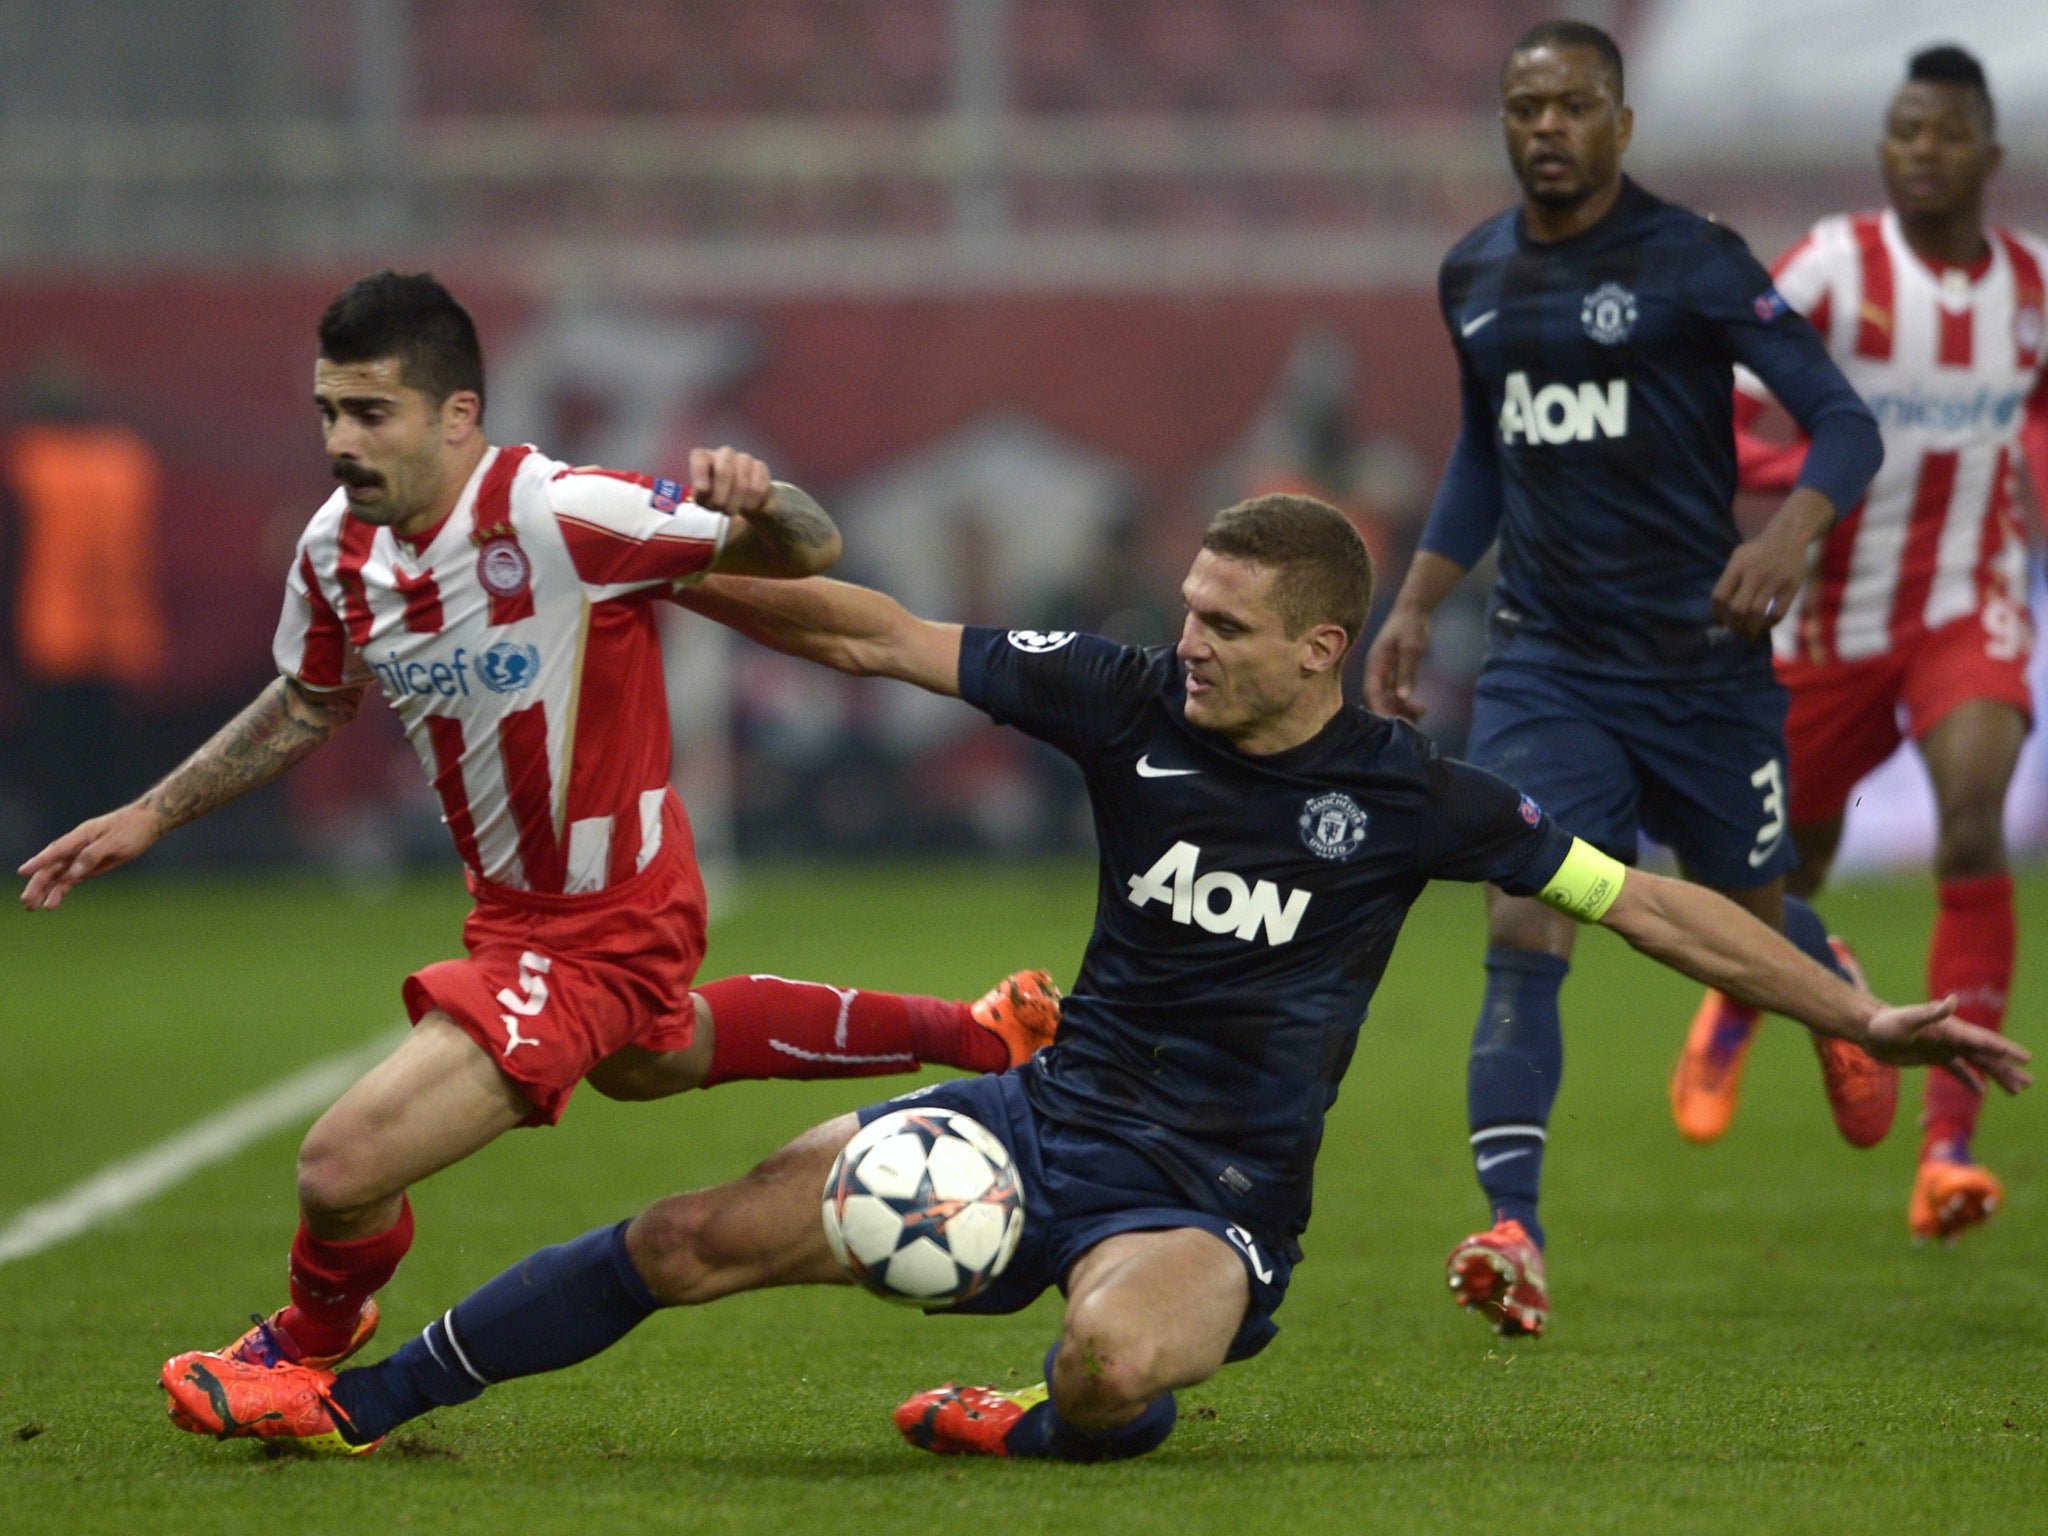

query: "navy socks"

left=1781, top=895, right=1853, bottom=984
left=328, top=1220, right=660, bottom=1444
left=1004, top=1342, right=1179, bottom=1462
left=1467, top=946, right=1569, bottom=1250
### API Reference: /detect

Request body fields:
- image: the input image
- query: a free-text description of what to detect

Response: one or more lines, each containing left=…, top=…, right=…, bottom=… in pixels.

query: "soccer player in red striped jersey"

left=16, top=272, right=1059, bottom=1373
left=1671, top=47, right=2043, bottom=1241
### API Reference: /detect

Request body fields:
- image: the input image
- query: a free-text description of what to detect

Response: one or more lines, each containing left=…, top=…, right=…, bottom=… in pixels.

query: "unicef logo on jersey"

left=1580, top=282, right=1638, bottom=345
left=477, top=641, right=542, bottom=694
left=1299, top=792, right=1369, bottom=862
left=1007, top=629, right=1076, bottom=654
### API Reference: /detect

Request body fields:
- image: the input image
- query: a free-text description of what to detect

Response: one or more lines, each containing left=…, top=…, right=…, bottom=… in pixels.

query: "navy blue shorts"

left=1466, top=662, right=1795, bottom=890
left=857, top=1072, right=1293, bottom=1362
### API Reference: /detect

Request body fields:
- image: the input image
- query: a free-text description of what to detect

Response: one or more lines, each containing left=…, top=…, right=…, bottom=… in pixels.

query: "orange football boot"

left=895, top=1381, right=1048, bottom=1456
left=1670, top=990, right=1762, bottom=1144
left=1445, top=1218, right=1548, bottom=1337
left=161, top=1351, right=380, bottom=1455
left=970, top=970, right=1062, bottom=1068
left=1909, top=1158, right=2004, bottom=1245
left=220, top=1300, right=379, bottom=1371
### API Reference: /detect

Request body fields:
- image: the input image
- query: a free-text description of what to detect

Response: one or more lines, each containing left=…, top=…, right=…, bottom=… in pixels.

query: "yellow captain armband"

left=1535, top=838, right=1627, bottom=923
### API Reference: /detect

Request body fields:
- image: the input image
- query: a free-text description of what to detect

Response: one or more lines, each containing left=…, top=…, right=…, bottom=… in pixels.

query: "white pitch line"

left=0, top=1029, right=404, bottom=1268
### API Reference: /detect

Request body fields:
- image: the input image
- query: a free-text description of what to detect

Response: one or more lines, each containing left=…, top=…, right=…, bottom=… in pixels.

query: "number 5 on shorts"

left=495, top=950, right=553, bottom=1057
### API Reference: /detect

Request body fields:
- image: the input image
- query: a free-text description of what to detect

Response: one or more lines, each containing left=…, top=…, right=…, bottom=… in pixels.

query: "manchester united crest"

left=1299, top=792, right=1369, bottom=862
left=1581, top=282, right=1638, bottom=345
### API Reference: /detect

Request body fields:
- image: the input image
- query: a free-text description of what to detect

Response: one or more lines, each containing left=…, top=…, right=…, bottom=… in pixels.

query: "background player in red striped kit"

left=1670, top=47, right=2044, bottom=1241
left=16, top=272, right=1058, bottom=1376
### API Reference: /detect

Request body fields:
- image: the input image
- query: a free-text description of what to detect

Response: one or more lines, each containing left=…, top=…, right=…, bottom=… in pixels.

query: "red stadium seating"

left=395, top=0, right=1623, bottom=120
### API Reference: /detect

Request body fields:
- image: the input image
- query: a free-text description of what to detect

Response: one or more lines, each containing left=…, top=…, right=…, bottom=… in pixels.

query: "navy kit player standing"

left=163, top=495, right=2026, bottom=1463
left=1365, top=21, right=1890, bottom=1335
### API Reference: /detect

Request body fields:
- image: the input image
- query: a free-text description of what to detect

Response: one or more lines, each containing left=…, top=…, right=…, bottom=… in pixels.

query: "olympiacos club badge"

left=473, top=522, right=533, bottom=601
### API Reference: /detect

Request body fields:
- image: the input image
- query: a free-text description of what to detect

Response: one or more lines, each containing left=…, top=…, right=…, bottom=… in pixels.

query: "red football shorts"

left=402, top=808, right=709, bottom=1127
left=1780, top=607, right=2034, bottom=827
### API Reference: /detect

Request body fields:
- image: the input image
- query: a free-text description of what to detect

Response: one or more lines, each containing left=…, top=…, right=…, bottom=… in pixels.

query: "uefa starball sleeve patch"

left=1005, top=629, right=1076, bottom=654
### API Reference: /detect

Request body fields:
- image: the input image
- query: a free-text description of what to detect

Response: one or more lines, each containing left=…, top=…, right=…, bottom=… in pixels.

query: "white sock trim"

left=1469, top=1124, right=1548, bottom=1145
left=439, top=1310, right=490, bottom=1386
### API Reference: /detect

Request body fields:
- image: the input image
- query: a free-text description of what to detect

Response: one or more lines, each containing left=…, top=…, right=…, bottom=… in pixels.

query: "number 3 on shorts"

left=1748, top=757, right=1787, bottom=869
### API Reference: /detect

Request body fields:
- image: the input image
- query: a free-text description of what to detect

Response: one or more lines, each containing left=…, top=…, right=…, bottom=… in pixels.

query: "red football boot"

left=894, top=1381, right=1048, bottom=1456
left=1811, top=936, right=1898, bottom=1148
left=1446, top=1218, right=1549, bottom=1337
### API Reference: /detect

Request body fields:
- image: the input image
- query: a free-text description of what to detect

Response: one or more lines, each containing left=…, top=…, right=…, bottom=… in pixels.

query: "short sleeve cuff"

left=956, top=625, right=1000, bottom=711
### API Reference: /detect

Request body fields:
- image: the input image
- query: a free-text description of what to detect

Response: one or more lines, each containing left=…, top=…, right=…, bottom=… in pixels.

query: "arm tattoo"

left=758, top=481, right=840, bottom=558
left=143, top=677, right=364, bottom=834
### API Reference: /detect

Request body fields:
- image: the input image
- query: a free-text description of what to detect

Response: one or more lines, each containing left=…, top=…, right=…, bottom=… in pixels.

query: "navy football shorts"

left=1466, top=661, right=1796, bottom=890
left=856, top=1071, right=1293, bottom=1362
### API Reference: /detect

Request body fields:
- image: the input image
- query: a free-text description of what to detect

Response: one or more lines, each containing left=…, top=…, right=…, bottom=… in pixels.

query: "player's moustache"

left=331, top=459, right=384, bottom=489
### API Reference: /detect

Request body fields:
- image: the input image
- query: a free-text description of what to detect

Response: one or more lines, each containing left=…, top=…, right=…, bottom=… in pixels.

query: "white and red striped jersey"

left=273, top=444, right=729, bottom=895
left=1736, top=209, right=2048, bottom=665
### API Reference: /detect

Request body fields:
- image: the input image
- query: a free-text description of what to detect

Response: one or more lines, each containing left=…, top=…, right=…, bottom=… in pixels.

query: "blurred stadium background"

left=1, top=0, right=2044, bottom=884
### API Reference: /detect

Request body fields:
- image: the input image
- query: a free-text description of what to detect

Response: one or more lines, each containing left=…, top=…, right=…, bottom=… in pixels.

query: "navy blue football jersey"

left=959, top=626, right=1575, bottom=1254
left=1422, top=178, right=1880, bottom=684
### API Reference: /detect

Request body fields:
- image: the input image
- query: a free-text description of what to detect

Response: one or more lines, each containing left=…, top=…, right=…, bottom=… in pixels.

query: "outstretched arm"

left=690, top=448, right=843, bottom=579
left=675, top=575, right=964, bottom=697
left=1584, top=861, right=2031, bottom=1093
left=18, top=675, right=366, bottom=910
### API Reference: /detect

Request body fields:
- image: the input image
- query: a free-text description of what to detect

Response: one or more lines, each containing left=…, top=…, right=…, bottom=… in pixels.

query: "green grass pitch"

left=1, top=861, right=2042, bottom=1534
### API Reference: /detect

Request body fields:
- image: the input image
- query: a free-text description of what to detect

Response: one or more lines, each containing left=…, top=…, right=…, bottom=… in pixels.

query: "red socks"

left=280, top=1196, right=414, bottom=1358
left=1921, top=872, right=2016, bottom=1159
left=695, top=974, right=1006, bottom=1086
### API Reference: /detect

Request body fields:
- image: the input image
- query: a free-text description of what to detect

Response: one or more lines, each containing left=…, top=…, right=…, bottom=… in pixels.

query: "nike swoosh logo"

left=1474, top=1147, right=1531, bottom=1172
left=1135, top=755, right=1200, bottom=778
left=1461, top=308, right=1499, bottom=337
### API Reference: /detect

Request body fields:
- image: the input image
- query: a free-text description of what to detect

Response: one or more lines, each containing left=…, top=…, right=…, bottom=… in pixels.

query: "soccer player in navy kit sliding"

left=1365, top=21, right=1894, bottom=1336
left=163, top=494, right=2026, bottom=1463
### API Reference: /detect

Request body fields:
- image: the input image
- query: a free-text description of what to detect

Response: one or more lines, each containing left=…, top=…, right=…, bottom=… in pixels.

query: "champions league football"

left=822, top=1108, right=1025, bottom=1306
